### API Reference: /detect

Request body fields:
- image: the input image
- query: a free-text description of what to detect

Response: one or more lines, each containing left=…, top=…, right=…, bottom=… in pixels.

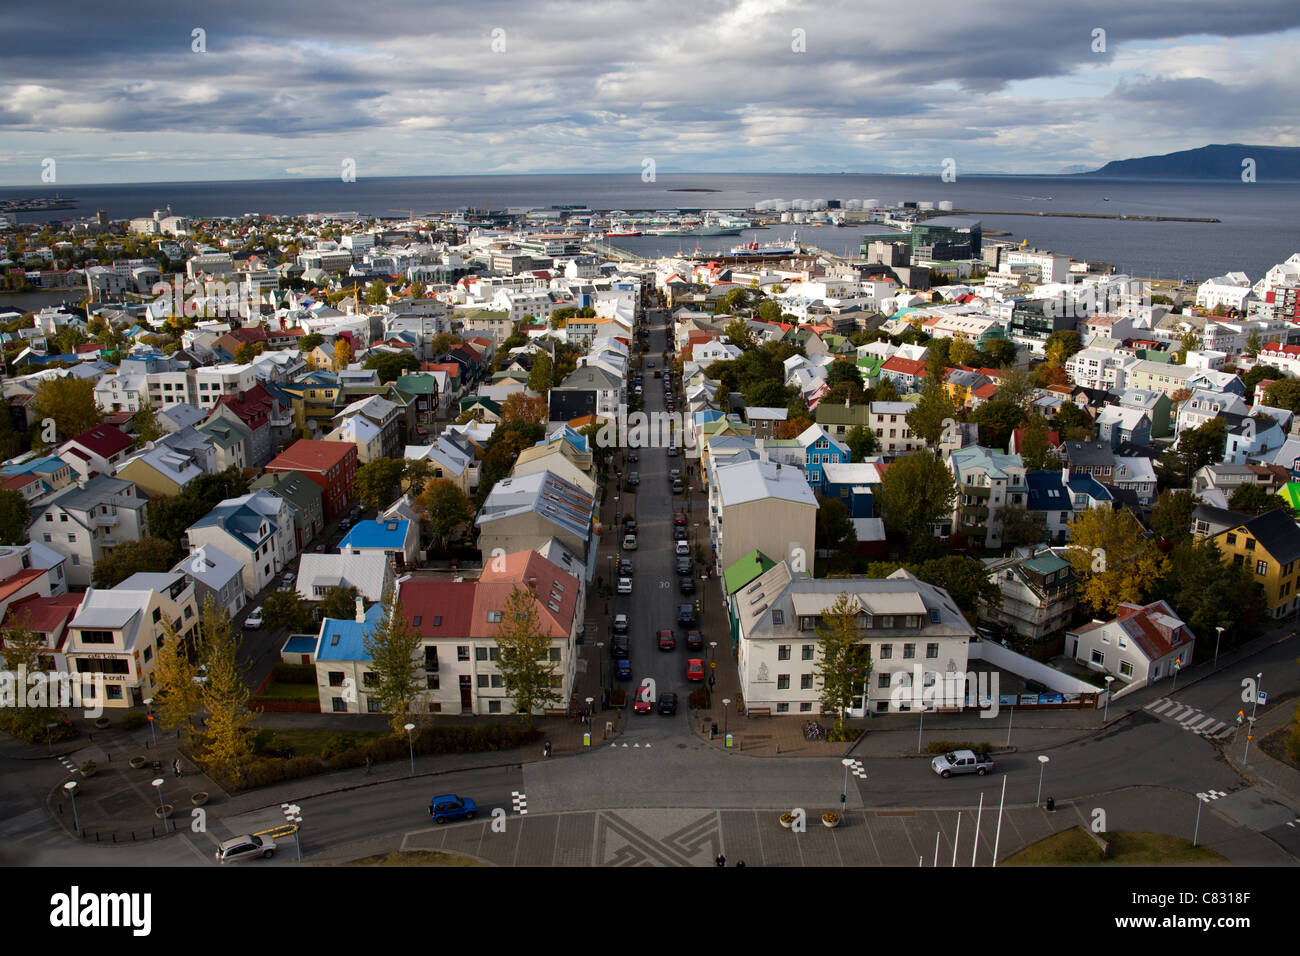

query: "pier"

left=919, top=209, right=1219, bottom=223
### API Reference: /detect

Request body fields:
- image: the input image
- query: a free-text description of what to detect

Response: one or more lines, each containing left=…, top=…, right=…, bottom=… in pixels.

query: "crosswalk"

left=1144, top=698, right=1235, bottom=740
left=57, top=754, right=79, bottom=775
left=512, top=791, right=528, bottom=815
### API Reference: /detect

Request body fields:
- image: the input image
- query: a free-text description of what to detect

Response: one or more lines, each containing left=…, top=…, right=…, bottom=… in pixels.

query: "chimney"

left=354, top=596, right=365, bottom=623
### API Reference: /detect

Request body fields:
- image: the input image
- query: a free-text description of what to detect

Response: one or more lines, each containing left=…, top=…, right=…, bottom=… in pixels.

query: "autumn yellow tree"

left=1065, top=507, right=1166, bottom=615
left=333, top=337, right=353, bottom=370
left=198, top=597, right=256, bottom=784
left=150, top=618, right=203, bottom=734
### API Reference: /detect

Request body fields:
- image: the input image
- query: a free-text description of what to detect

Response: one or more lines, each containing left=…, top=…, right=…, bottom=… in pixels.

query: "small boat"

left=1102, top=197, right=1110, bottom=201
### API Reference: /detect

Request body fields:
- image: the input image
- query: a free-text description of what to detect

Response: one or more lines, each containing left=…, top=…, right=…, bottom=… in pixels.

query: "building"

left=249, top=471, right=325, bottom=551
left=708, top=458, right=818, bottom=583
left=185, top=490, right=296, bottom=597
left=172, top=544, right=246, bottom=620
left=1209, top=508, right=1300, bottom=618
left=1066, top=600, right=1195, bottom=690
left=295, top=552, right=394, bottom=603
left=980, top=550, right=1076, bottom=640
left=58, top=425, right=134, bottom=480
left=869, top=401, right=925, bottom=457
left=948, top=446, right=1028, bottom=549
left=29, top=476, right=150, bottom=588
left=265, top=440, right=358, bottom=521
left=339, top=519, right=420, bottom=570
left=476, top=470, right=595, bottom=573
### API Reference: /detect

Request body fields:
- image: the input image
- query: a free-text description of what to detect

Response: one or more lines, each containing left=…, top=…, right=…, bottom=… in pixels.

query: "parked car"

left=686, top=659, right=705, bottom=681
left=623, top=517, right=637, bottom=534
left=634, top=683, right=655, bottom=714
left=623, top=534, right=638, bottom=550
left=618, top=558, right=634, bottom=576
left=678, top=575, right=695, bottom=594
left=658, top=692, right=678, bottom=715
left=613, top=614, right=629, bottom=634
left=615, top=658, right=632, bottom=680
left=281, top=571, right=295, bottom=586
left=617, top=577, right=633, bottom=594
left=677, top=604, right=696, bottom=626
left=931, top=750, right=994, bottom=778
left=672, top=480, right=684, bottom=494
left=244, top=606, right=264, bottom=630
left=626, top=452, right=639, bottom=463
left=215, top=833, right=276, bottom=863
left=611, top=636, right=629, bottom=658
left=657, top=629, right=675, bottom=651
left=626, top=472, right=639, bottom=487
left=673, top=526, right=687, bottom=541
left=669, top=468, right=681, bottom=482
left=668, top=446, right=678, bottom=457
left=675, top=556, right=692, bottom=576
left=675, top=541, right=690, bottom=556
left=686, top=630, right=704, bottom=651
left=339, top=518, right=352, bottom=531
left=429, top=794, right=478, bottom=823
left=673, top=512, right=687, bottom=526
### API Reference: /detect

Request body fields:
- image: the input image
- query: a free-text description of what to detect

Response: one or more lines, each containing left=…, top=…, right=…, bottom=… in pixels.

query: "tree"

left=132, top=404, right=163, bottom=446
left=30, top=376, right=102, bottom=448
left=877, top=453, right=955, bottom=558
left=493, top=586, right=561, bottom=728
left=1263, top=378, right=1300, bottom=416
left=1245, top=330, right=1262, bottom=357
left=907, top=375, right=957, bottom=445
left=815, top=496, right=857, bottom=554
left=355, top=457, right=406, bottom=510
left=813, top=592, right=871, bottom=731
left=91, top=538, right=176, bottom=588
left=949, top=338, right=977, bottom=368
left=317, top=586, right=360, bottom=621
left=1241, top=364, right=1282, bottom=400
left=1065, top=508, right=1166, bottom=615
left=0, top=406, right=24, bottom=460
left=826, top=360, right=864, bottom=390
left=845, top=424, right=877, bottom=462
left=998, top=504, right=1048, bottom=549
left=364, top=280, right=388, bottom=305
left=418, top=479, right=474, bottom=550
left=1150, top=489, right=1196, bottom=542
left=363, top=351, right=420, bottom=383
left=233, top=341, right=264, bottom=364
left=1044, top=330, right=1082, bottom=366
left=757, top=299, right=782, bottom=322
left=1164, top=418, right=1227, bottom=486
left=527, top=351, right=554, bottom=393
left=1052, top=402, right=1095, bottom=442
left=199, top=600, right=257, bottom=785
left=773, top=415, right=813, bottom=440
left=1, top=611, right=48, bottom=673
left=983, top=338, right=1018, bottom=368
left=724, top=319, right=755, bottom=350
left=500, top=392, right=547, bottom=426
left=362, top=587, right=425, bottom=734
left=150, top=618, right=203, bottom=734
left=1018, top=417, right=1057, bottom=472
left=261, top=589, right=315, bottom=633
left=0, top=489, right=30, bottom=546
left=333, top=337, right=353, bottom=370
left=915, top=556, right=1003, bottom=621
left=1229, top=485, right=1288, bottom=516
left=299, top=333, right=324, bottom=353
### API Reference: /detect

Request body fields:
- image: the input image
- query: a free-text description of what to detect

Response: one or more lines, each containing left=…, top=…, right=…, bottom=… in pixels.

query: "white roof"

left=296, top=552, right=393, bottom=602
left=715, top=458, right=817, bottom=509
left=174, top=544, right=243, bottom=590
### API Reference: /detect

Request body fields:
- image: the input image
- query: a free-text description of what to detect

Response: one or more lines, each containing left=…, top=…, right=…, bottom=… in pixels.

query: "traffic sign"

left=1257, top=691, right=1268, bottom=705
left=710, top=661, right=716, bottom=669
left=1236, top=711, right=1245, bottom=725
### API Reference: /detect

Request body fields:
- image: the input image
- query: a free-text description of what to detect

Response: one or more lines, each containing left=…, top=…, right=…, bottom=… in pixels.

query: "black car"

left=611, top=636, right=629, bottom=658
left=658, top=693, right=678, bottom=715
left=626, top=472, right=639, bottom=487
left=675, top=557, right=692, bottom=576
left=673, top=526, right=687, bottom=541
left=626, top=452, right=639, bottom=463
left=623, top=518, right=637, bottom=534
left=677, top=604, right=697, bottom=626
left=678, top=575, right=695, bottom=594
left=618, top=558, right=634, bottom=576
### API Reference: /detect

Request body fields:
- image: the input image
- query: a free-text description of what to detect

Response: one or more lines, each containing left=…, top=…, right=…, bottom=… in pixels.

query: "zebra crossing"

left=845, top=759, right=867, bottom=780
left=1197, top=789, right=1228, bottom=802
left=512, top=791, right=528, bottom=815
left=1144, top=698, right=1235, bottom=740
left=57, top=754, right=79, bottom=775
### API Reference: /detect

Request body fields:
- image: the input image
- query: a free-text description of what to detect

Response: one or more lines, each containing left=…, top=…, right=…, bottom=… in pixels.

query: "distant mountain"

left=1077, top=144, right=1300, bottom=180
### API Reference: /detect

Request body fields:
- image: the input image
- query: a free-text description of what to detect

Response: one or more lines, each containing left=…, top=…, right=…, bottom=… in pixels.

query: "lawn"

left=1003, top=826, right=1226, bottom=866
left=345, top=850, right=484, bottom=866
left=257, top=682, right=320, bottom=700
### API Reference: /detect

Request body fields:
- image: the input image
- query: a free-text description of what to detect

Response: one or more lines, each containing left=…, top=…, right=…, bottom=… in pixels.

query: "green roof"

left=1280, top=483, right=1300, bottom=512
left=1022, top=553, right=1070, bottom=576
left=394, top=372, right=440, bottom=395
left=724, top=549, right=776, bottom=595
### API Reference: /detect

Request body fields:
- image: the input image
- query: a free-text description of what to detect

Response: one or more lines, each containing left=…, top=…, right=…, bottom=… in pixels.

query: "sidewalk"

left=1222, top=698, right=1300, bottom=811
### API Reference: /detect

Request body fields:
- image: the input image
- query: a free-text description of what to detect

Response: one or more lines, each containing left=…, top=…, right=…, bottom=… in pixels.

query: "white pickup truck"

left=931, top=749, right=994, bottom=778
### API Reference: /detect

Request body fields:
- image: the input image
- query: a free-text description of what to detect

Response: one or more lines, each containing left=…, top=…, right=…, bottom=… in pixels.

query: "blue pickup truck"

left=429, top=794, right=478, bottom=824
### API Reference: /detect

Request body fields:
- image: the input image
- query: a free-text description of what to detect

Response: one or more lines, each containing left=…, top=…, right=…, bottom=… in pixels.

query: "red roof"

left=213, top=383, right=277, bottom=431
left=62, top=424, right=132, bottom=459
left=1, top=474, right=39, bottom=492
left=74, top=343, right=102, bottom=354
left=423, top=362, right=460, bottom=378
left=267, top=439, right=356, bottom=474
left=881, top=356, right=926, bottom=376
left=0, top=568, right=46, bottom=605
left=2, top=592, right=84, bottom=642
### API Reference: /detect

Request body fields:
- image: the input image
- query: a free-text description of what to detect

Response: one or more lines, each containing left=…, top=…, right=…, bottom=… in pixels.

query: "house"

left=64, top=571, right=200, bottom=708
left=29, top=475, right=150, bottom=588
left=58, top=425, right=134, bottom=480
left=2, top=455, right=74, bottom=495
left=1095, top=405, right=1151, bottom=450
left=208, top=384, right=288, bottom=468
left=1110, top=456, right=1158, bottom=506
left=115, top=443, right=205, bottom=498
left=732, top=563, right=976, bottom=716
left=338, top=518, right=420, bottom=570
left=1209, top=508, right=1300, bottom=618
left=1067, top=600, right=1195, bottom=691
left=172, top=544, right=246, bottom=621
left=1118, top=388, right=1172, bottom=439
left=476, top=470, right=596, bottom=572
left=185, top=490, right=296, bottom=597
left=327, top=395, right=402, bottom=463
left=0, top=592, right=83, bottom=674
left=795, top=424, right=849, bottom=490
left=551, top=365, right=624, bottom=422
left=868, top=401, right=925, bottom=458
left=821, top=462, right=887, bottom=518
left=708, top=458, right=818, bottom=582
left=265, top=440, right=358, bottom=521
left=195, top=418, right=248, bottom=472
left=295, top=552, right=394, bottom=603
left=249, top=470, right=326, bottom=550
left=980, top=549, right=1076, bottom=640
left=0, top=541, right=70, bottom=623
left=1061, top=441, right=1115, bottom=480
left=745, top=406, right=790, bottom=440
left=948, top=447, right=1029, bottom=549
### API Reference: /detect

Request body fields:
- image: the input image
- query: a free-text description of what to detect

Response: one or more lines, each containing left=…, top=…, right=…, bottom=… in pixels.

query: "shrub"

left=0, top=708, right=77, bottom=744
left=827, top=724, right=857, bottom=743
left=121, top=711, right=147, bottom=731
left=271, top=662, right=317, bottom=684
left=925, top=740, right=991, bottom=755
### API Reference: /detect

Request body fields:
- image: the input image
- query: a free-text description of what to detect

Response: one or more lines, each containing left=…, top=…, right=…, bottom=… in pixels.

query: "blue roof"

left=189, top=502, right=274, bottom=550
left=1025, top=470, right=1069, bottom=512
left=693, top=410, right=725, bottom=426
left=3, top=455, right=68, bottom=477
left=282, top=635, right=318, bottom=654
left=339, top=519, right=410, bottom=550
left=316, top=603, right=386, bottom=662
left=1067, top=474, right=1113, bottom=500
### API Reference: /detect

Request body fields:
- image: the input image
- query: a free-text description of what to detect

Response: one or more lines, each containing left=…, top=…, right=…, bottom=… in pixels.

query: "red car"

left=657, top=629, right=675, bottom=651
left=686, top=630, right=704, bottom=651
left=634, top=683, right=655, bottom=713
left=686, top=659, right=705, bottom=681
left=673, top=512, right=687, bottom=527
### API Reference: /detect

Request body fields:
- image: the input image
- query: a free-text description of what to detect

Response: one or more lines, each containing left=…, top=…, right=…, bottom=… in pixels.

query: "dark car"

left=675, top=556, right=692, bottom=576
left=673, top=525, right=687, bottom=541
left=667, top=446, right=678, bottom=457
left=657, top=628, right=675, bottom=651
left=429, top=794, right=477, bottom=824
left=626, top=472, right=639, bottom=487
left=686, top=630, right=704, bottom=651
left=615, top=658, right=632, bottom=680
left=626, top=452, right=639, bottom=463
left=611, top=636, right=629, bottom=658
left=678, top=575, right=695, bottom=594
left=673, top=512, right=687, bottom=526
left=677, top=604, right=697, bottom=626
left=623, top=518, right=637, bottom=535
left=658, top=692, right=678, bottom=715
left=618, top=558, right=633, bottom=576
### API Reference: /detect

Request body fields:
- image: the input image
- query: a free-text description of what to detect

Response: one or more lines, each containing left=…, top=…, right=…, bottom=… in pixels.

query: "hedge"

left=925, top=740, right=992, bottom=755
left=0, top=708, right=77, bottom=744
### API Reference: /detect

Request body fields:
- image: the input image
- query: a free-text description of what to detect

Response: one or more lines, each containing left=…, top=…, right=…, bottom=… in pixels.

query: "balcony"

left=95, top=513, right=119, bottom=527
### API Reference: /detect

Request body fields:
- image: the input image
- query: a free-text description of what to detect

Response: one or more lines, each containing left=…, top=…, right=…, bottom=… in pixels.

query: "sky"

left=1, top=0, right=1298, bottom=185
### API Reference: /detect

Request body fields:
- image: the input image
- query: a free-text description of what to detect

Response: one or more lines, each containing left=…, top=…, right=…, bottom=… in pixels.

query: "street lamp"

left=1102, top=676, right=1114, bottom=722
left=596, top=642, right=605, bottom=694
left=151, top=777, right=169, bottom=832
left=1192, top=792, right=1211, bottom=846
left=281, top=803, right=303, bottom=861
left=1250, top=672, right=1263, bottom=722
left=404, top=722, right=416, bottom=777
left=45, top=721, right=57, bottom=755
left=1243, top=715, right=1257, bottom=765
left=143, top=697, right=157, bottom=746
left=709, top=641, right=717, bottom=665
left=64, top=780, right=80, bottom=837
left=1213, top=626, right=1224, bottom=668
left=1035, top=755, right=1050, bottom=807
left=722, top=698, right=731, bottom=743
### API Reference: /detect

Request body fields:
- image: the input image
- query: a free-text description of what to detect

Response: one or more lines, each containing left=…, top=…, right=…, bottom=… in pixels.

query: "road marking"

left=1147, top=698, right=1174, bottom=714
left=512, top=791, right=527, bottom=815
left=1146, top=699, right=1234, bottom=740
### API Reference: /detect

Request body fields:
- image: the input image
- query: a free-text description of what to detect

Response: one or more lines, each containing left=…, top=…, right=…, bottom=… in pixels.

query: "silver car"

left=215, top=833, right=276, bottom=863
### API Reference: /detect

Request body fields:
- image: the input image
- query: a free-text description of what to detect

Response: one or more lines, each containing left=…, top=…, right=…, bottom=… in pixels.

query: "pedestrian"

left=544, top=740, right=552, bottom=758
left=736, top=859, right=746, bottom=867
left=363, top=755, right=372, bottom=775
left=601, top=693, right=607, bottom=712
left=172, top=758, right=181, bottom=777
left=715, top=853, right=726, bottom=867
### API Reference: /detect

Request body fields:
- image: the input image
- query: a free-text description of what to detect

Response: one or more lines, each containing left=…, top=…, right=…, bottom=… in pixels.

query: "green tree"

left=757, top=299, right=782, bottom=323
left=418, top=479, right=474, bottom=550
left=1065, top=508, right=1166, bottom=615
left=815, top=496, right=857, bottom=554
left=917, top=556, right=1003, bottom=621
left=1149, top=489, right=1196, bottom=542
left=1018, top=416, right=1058, bottom=472
left=1245, top=330, right=1262, bottom=357
left=363, top=351, right=420, bottom=383
left=30, top=376, right=103, bottom=448
left=362, top=587, right=425, bottom=734
left=132, top=403, right=163, bottom=445
left=233, top=341, right=264, bottom=364
left=1155, top=539, right=1266, bottom=651
left=724, top=319, right=755, bottom=350
left=493, top=585, right=561, bottom=728
left=813, top=592, right=871, bottom=731
left=1241, top=364, right=1283, bottom=400
left=1044, top=330, right=1082, bottom=366
left=1262, top=378, right=1300, bottom=416
left=0, top=489, right=30, bottom=546
left=844, top=424, right=877, bottom=462
left=527, top=351, right=554, bottom=393
left=998, top=504, right=1048, bottom=549
left=299, top=333, right=324, bottom=353
left=261, top=589, right=315, bottom=633
left=1, top=610, right=49, bottom=672
left=877, top=453, right=955, bottom=558
left=364, top=280, right=389, bottom=306
left=983, top=338, right=1018, bottom=368
left=90, top=538, right=176, bottom=588
left=1228, top=484, right=1288, bottom=516
left=1052, top=402, right=1095, bottom=442
left=1161, top=418, right=1226, bottom=487
left=318, top=585, right=360, bottom=621
left=354, top=457, right=406, bottom=510
left=906, top=372, right=957, bottom=445
left=199, top=599, right=257, bottom=785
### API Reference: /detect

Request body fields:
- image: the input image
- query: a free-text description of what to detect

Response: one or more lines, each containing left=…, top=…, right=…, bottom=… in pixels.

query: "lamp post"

left=709, top=641, right=717, bottom=665
left=64, top=781, right=80, bottom=837
left=143, top=697, right=157, bottom=746
left=1035, top=755, right=1050, bottom=807
left=1103, top=676, right=1114, bottom=723
left=45, top=721, right=57, bottom=755
left=1250, top=672, right=1263, bottom=722
left=1193, top=792, right=1210, bottom=847
left=722, top=698, right=731, bottom=742
left=151, top=777, right=169, bottom=832
left=1243, top=715, right=1257, bottom=765
left=404, top=722, right=416, bottom=777
left=1213, top=626, right=1224, bottom=668
left=596, top=642, right=605, bottom=695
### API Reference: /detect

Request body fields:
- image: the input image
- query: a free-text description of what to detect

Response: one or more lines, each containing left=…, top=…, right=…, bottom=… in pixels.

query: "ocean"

left=2, top=172, right=1296, bottom=282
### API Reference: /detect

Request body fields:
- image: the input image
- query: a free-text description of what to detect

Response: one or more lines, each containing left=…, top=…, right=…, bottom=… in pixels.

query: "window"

left=1256, top=560, right=1268, bottom=576
left=457, top=645, right=470, bottom=661
left=1090, top=649, right=1104, bottom=666
left=332, top=697, right=347, bottom=712
left=1245, top=539, right=1256, bottom=551
left=926, top=643, right=938, bottom=659
left=142, top=646, right=152, bottom=663
left=777, top=674, right=790, bottom=690
left=878, top=673, right=891, bottom=688
left=903, top=643, right=915, bottom=659
left=366, top=698, right=381, bottom=713
left=800, top=674, right=814, bottom=690
left=183, top=606, right=193, bottom=620
left=475, top=647, right=488, bottom=661
left=1119, top=661, right=1134, bottom=678
left=880, top=643, right=892, bottom=660
left=801, top=644, right=814, bottom=661
left=488, top=700, right=502, bottom=713
left=880, top=616, right=894, bottom=629
left=477, top=674, right=490, bottom=688
left=800, top=702, right=813, bottom=712
left=491, top=674, right=504, bottom=688
left=487, top=610, right=502, bottom=623
left=1226, top=534, right=1236, bottom=546
left=79, top=630, right=114, bottom=645
left=771, top=610, right=784, bottom=625
left=549, top=648, right=562, bottom=662
left=776, top=702, right=789, bottom=713
left=426, top=674, right=440, bottom=690
left=778, top=645, right=791, bottom=661
left=328, top=671, right=345, bottom=686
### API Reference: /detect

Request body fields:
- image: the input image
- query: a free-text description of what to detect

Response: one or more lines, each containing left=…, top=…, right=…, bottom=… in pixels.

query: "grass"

left=1003, top=826, right=1226, bottom=866
left=253, top=728, right=385, bottom=757
left=257, top=682, right=320, bottom=700
left=345, top=850, right=484, bottom=866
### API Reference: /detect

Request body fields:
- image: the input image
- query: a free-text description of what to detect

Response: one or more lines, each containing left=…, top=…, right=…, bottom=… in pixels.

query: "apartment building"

left=869, top=401, right=925, bottom=457
left=948, top=446, right=1028, bottom=549
left=29, top=476, right=150, bottom=588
